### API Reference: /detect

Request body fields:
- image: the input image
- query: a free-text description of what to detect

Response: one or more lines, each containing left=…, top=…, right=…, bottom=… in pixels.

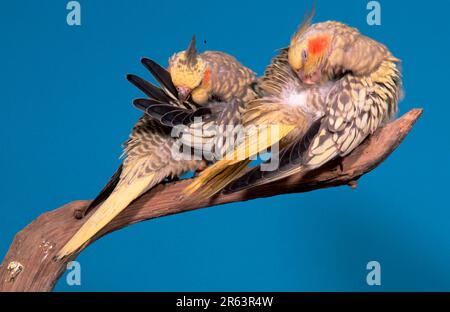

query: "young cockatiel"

left=184, top=16, right=402, bottom=198
left=56, top=37, right=257, bottom=259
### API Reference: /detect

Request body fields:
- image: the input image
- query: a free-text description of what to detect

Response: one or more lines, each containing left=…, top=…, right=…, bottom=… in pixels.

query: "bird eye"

left=302, top=49, right=308, bottom=61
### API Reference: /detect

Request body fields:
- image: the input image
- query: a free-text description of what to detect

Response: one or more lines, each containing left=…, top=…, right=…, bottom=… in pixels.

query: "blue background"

left=0, top=0, right=449, bottom=291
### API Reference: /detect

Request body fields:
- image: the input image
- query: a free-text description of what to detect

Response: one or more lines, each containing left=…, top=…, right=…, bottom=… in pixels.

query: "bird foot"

left=73, top=204, right=90, bottom=220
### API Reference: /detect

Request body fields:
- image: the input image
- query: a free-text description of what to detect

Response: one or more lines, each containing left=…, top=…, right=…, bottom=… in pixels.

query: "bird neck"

left=202, top=52, right=256, bottom=103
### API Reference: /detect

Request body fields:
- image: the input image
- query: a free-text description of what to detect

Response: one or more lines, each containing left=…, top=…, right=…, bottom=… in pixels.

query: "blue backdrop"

left=1, top=0, right=449, bottom=291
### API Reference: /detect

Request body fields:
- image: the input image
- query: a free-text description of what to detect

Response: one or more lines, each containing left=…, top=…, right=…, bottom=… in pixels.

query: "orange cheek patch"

left=202, top=68, right=211, bottom=86
left=308, top=35, right=330, bottom=55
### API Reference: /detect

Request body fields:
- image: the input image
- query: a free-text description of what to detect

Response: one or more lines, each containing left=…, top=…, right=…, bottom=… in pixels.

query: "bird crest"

left=169, top=35, right=207, bottom=90
left=185, top=35, right=198, bottom=67
left=290, top=5, right=316, bottom=46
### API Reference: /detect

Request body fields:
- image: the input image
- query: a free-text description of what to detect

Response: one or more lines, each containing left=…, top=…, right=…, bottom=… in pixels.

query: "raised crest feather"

left=186, top=35, right=198, bottom=66
left=290, top=4, right=316, bottom=45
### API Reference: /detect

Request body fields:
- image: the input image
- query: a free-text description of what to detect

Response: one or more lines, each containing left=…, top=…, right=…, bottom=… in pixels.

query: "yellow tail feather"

left=56, top=174, right=155, bottom=259
left=184, top=124, right=295, bottom=197
left=196, top=159, right=252, bottom=200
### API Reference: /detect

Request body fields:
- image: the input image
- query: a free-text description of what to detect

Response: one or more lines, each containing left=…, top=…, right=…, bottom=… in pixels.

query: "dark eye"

left=302, top=49, right=308, bottom=61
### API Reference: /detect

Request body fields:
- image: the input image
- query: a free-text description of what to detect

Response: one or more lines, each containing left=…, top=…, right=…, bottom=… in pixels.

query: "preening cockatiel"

left=56, top=36, right=257, bottom=259
left=184, top=16, right=402, bottom=198
left=134, top=36, right=258, bottom=163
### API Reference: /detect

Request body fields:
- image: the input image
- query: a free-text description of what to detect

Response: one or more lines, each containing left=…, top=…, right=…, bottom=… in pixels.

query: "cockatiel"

left=184, top=16, right=402, bottom=198
left=56, top=37, right=257, bottom=259
left=135, top=36, right=258, bottom=162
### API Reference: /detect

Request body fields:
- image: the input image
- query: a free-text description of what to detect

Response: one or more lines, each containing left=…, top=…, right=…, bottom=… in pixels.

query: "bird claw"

left=73, top=205, right=89, bottom=220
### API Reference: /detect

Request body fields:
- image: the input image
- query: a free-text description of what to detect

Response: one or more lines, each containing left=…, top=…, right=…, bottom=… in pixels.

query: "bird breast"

left=280, top=81, right=333, bottom=120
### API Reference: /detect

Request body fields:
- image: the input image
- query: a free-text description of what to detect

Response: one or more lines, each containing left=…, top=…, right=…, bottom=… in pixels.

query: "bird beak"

left=177, top=86, right=191, bottom=101
left=297, top=68, right=322, bottom=85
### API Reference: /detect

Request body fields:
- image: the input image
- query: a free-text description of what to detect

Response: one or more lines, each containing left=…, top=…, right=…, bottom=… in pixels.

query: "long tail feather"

left=183, top=124, right=296, bottom=198
left=225, top=118, right=323, bottom=193
left=196, top=160, right=252, bottom=199
left=85, top=164, right=123, bottom=214
left=56, top=174, right=155, bottom=259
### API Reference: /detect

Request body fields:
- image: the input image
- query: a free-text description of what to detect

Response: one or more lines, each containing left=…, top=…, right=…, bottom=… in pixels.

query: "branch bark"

left=0, top=109, right=423, bottom=292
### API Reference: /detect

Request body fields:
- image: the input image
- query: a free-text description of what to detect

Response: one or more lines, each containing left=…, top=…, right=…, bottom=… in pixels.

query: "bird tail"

left=189, top=159, right=252, bottom=200
left=56, top=174, right=155, bottom=259
left=184, top=124, right=296, bottom=199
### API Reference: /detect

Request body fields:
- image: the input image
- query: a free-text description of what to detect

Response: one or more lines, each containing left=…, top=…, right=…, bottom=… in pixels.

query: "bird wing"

left=127, top=57, right=198, bottom=109
left=225, top=118, right=322, bottom=193
left=234, top=68, right=399, bottom=193
left=182, top=97, right=299, bottom=199
left=133, top=96, right=245, bottom=161
left=302, top=70, right=399, bottom=170
left=181, top=48, right=317, bottom=199
left=84, top=58, right=196, bottom=214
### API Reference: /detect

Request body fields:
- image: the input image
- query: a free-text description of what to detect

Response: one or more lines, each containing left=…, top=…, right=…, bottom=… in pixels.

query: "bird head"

left=168, top=35, right=211, bottom=103
left=287, top=8, right=335, bottom=85
left=289, top=15, right=391, bottom=85
left=288, top=31, right=332, bottom=85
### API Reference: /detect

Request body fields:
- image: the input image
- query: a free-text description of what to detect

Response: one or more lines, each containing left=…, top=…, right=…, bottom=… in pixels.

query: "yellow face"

left=168, top=52, right=207, bottom=101
left=288, top=33, right=331, bottom=85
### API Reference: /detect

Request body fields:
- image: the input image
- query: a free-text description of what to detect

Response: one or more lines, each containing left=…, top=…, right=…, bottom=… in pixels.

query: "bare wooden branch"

left=0, top=109, right=422, bottom=292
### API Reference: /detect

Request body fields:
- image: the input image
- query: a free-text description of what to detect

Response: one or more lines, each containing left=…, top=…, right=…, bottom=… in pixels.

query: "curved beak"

left=297, top=69, right=321, bottom=85
left=177, top=86, right=191, bottom=101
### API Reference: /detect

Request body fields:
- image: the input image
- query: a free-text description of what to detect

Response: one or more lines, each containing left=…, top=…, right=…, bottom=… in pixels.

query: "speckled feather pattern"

left=228, top=21, right=403, bottom=190
left=119, top=115, right=201, bottom=189
left=178, top=51, right=258, bottom=160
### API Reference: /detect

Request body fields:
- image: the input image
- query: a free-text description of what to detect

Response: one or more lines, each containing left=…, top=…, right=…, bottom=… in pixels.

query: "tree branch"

left=0, top=109, right=422, bottom=292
